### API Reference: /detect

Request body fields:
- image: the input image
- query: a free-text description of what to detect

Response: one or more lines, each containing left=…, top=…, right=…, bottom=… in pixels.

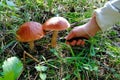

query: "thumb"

left=65, top=31, right=76, bottom=40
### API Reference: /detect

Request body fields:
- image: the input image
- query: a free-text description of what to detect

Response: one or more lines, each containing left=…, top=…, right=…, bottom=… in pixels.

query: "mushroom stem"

left=28, top=41, right=34, bottom=50
left=51, top=30, right=58, bottom=48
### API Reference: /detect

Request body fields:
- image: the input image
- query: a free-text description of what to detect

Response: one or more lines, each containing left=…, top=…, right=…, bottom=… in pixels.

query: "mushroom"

left=43, top=17, right=70, bottom=48
left=16, top=21, right=44, bottom=50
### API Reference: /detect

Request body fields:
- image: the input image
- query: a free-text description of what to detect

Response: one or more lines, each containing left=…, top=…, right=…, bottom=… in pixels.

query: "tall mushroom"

left=43, top=17, right=70, bottom=48
left=16, top=21, right=44, bottom=50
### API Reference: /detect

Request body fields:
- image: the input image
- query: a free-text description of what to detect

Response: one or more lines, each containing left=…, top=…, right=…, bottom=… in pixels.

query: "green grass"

left=0, top=0, right=120, bottom=80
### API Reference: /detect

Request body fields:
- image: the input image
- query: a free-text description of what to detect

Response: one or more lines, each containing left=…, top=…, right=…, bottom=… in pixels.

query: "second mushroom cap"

left=43, top=17, right=70, bottom=31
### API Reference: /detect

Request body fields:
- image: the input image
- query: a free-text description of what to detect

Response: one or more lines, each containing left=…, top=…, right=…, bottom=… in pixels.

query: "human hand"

left=65, top=15, right=101, bottom=46
left=65, top=25, right=90, bottom=46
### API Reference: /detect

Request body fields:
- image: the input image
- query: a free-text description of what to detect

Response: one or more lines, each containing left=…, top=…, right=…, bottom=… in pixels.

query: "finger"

left=76, top=40, right=82, bottom=45
left=70, top=40, right=77, bottom=46
left=65, top=31, right=76, bottom=40
left=81, top=40, right=85, bottom=46
left=66, top=41, right=70, bottom=45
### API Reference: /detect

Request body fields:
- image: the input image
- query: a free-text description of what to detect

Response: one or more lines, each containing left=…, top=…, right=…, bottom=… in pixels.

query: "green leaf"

left=6, top=1, right=16, bottom=6
left=47, top=0, right=54, bottom=8
left=3, top=71, right=14, bottom=80
left=35, top=65, right=47, bottom=72
left=1, top=40, right=16, bottom=54
left=0, top=77, right=3, bottom=80
left=36, top=0, right=44, bottom=4
left=2, top=56, right=23, bottom=80
left=0, top=2, right=3, bottom=6
left=39, top=73, right=47, bottom=80
left=114, top=73, right=120, bottom=79
left=90, top=45, right=96, bottom=56
left=50, top=49, right=60, bottom=58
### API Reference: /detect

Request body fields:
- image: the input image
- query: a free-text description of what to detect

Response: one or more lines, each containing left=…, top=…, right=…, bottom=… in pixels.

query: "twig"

left=33, top=72, right=39, bottom=80
left=23, top=51, right=39, bottom=63
left=59, top=51, right=64, bottom=80
left=28, top=70, right=31, bottom=80
left=23, top=51, right=26, bottom=65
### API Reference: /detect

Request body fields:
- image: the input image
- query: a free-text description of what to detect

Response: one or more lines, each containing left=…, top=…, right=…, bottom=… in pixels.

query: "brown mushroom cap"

left=16, top=21, right=44, bottom=42
left=43, top=17, right=70, bottom=31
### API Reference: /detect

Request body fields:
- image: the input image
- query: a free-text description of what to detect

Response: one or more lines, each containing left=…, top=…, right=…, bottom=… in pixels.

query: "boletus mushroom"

left=43, top=17, right=70, bottom=48
left=16, top=21, right=44, bottom=50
